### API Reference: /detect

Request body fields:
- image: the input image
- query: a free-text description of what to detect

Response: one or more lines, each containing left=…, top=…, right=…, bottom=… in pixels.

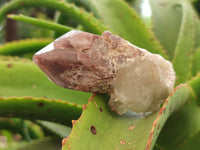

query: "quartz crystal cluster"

left=33, top=30, right=175, bottom=115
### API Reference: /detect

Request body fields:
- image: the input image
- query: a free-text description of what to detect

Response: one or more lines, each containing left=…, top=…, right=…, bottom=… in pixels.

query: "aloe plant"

left=0, top=0, right=200, bottom=149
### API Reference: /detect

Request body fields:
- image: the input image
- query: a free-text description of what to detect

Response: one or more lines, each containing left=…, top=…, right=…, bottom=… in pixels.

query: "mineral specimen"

left=33, top=30, right=175, bottom=115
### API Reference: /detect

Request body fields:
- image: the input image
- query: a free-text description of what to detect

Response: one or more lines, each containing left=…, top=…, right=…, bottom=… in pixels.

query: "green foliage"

left=84, top=0, right=167, bottom=58
left=0, top=57, right=90, bottom=104
left=192, top=48, right=200, bottom=76
left=0, top=0, right=200, bottom=149
left=7, top=14, right=74, bottom=34
left=0, top=39, right=52, bottom=55
left=16, top=137, right=61, bottom=150
left=62, top=85, right=192, bottom=150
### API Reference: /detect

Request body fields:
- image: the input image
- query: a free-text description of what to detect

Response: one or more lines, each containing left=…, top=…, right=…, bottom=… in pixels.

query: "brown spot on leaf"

left=7, top=64, right=13, bottom=68
left=38, top=102, right=44, bottom=107
left=90, top=125, right=97, bottom=135
left=99, top=107, right=103, bottom=112
left=119, top=14, right=123, bottom=18
left=120, top=140, right=126, bottom=145
left=32, top=85, right=36, bottom=88
left=128, top=126, right=135, bottom=130
left=157, top=124, right=160, bottom=130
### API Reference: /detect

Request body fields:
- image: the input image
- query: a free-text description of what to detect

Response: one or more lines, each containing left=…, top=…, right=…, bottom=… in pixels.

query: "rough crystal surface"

left=33, top=30, right=175, bottom=115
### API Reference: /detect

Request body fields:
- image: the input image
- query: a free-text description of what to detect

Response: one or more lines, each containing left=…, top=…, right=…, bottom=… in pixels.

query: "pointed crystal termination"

left=33, top=30, right=175, bottom=115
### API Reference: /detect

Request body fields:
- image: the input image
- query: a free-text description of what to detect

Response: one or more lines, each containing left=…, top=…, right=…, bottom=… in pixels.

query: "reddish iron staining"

left=120, top=140, right=126, bottom=145
left=62, top=138, right=67, bottom=146
left=7, top=64, right=13, bottom=68
left=109, top=104, right=120, bottom=114
left=38, top=102, right=44, bottom=107
left=82, top=104, right=87, bottom=110
left=72, top=120, right=77, bottom=125
left=128, top=126, right=136, bottom=130
left=88, top=93, right=96, bottom=102
left=90, top=125, right=97, bottom=135
left=68, top=145, right=71, bottom=149
left=99, top=107, right=103, bottom=112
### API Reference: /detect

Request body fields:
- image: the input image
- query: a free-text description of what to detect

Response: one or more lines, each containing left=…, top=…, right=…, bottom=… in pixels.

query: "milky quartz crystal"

left=33, top=30, right=175, bottom=115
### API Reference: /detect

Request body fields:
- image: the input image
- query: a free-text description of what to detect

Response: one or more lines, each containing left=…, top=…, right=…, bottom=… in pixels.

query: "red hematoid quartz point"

left=33, top=30, right=175, bottom=115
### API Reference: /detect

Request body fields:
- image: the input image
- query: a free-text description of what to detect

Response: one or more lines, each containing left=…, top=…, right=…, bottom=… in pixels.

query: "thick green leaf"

left=0, top=38, right=51, bottom=55
left=0, top=57, right=90, bottom=105
left=150, top=0, right=200, bottom=59
left=149, top=0, right=182, bottom=59
left=7, top=14, right=74, bottom=35
left=193, top=12, right=200, bottom=50
left=37, top=120, right=71, bottom=138
left=0, top=118, right=44, bottom=139
left=191, top=47, right=200, bottom=76
left=188, top=73, right=200, bottom=105
left=150, top=0, right=200, bottom=84
left=62, top=85, right=192, bottom=150
left=0, top=0, right=108, bottom=34
left=16, top=137, right=61, bottom=150
left=0, top=97, right=82, bottom=126
left=84, top=0, right=167, bottom=58
left=154, top=87, right=199, bottom=150
left=172, top=1, right=196, bottom=84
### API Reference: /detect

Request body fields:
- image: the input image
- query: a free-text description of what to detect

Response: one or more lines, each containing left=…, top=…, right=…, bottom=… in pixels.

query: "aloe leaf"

left=0, top=0, right=108, bottom=34
left=84, top=0, right=167, bottom=58
left=16, top=137, right=61, bottom=150
left=0, top=57, right=90, bottom=104
left=153, top=88, right=199, bottom=150
left=7, top=14, right=74, bottom=34
left=0, top=118, right=44, bottom=139
left=62, top=85, right=191, bottom=150
left=172, top=1, right=196, bottom=84
left=37, top=120, right=71, bottom=138
left=191, top=47, right=200, bottom=76
left=0, top=38, right=51, bottom=55
left=188, top=73, right=200, bottom=105
left=149, top=0, right=182, bottom=59
left=0, top=97, right=82, bottom=126
left=193, top=13, right=200, bottom=49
